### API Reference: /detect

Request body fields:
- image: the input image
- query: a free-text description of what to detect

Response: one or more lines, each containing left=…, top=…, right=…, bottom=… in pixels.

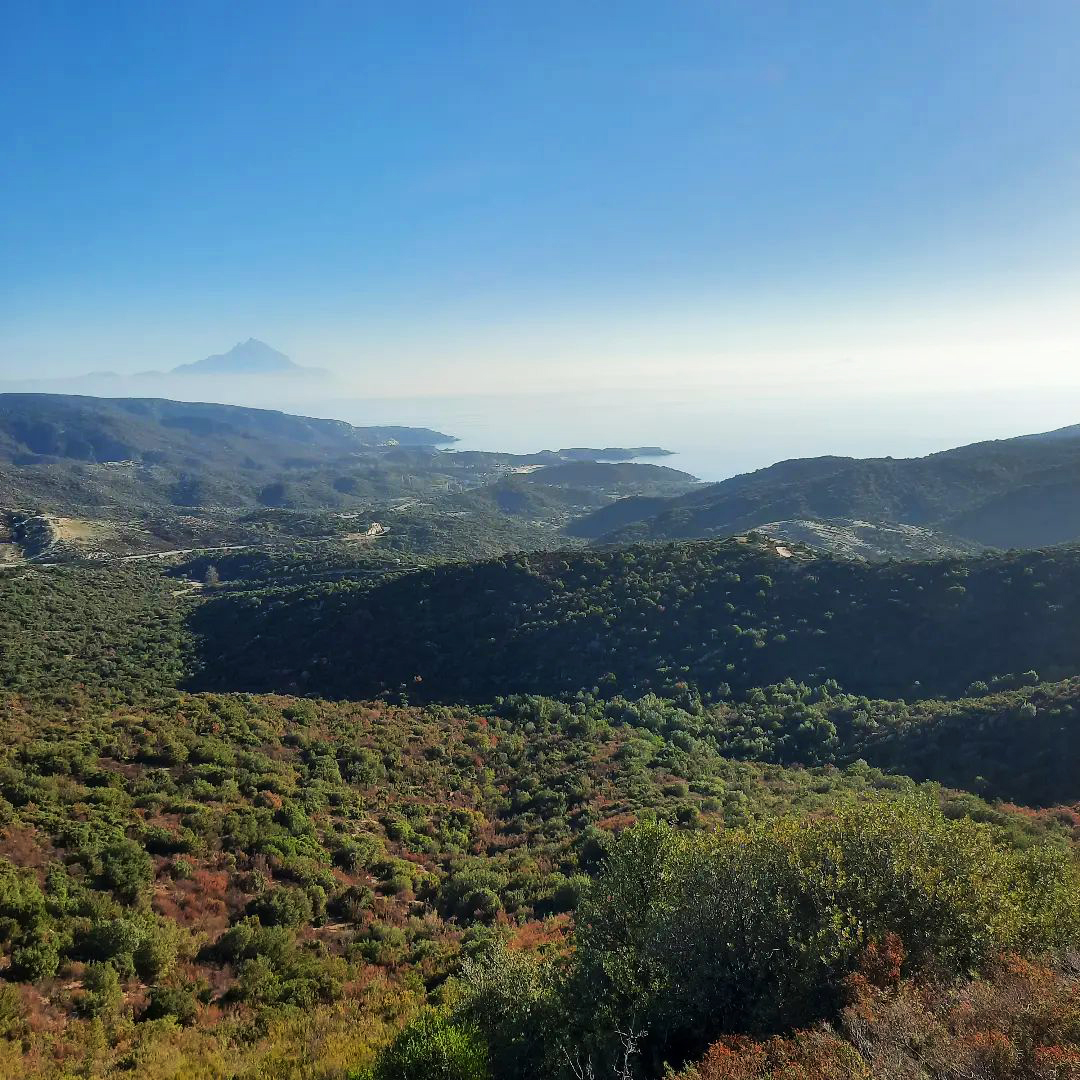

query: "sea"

left=9, top=372, right=1080, bottom=483
left=313, top=385, right=1080, bottom=483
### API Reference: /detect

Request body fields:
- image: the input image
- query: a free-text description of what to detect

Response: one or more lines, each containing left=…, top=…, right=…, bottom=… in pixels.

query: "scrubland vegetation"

left=3, top=528, right=1080, bottom=1077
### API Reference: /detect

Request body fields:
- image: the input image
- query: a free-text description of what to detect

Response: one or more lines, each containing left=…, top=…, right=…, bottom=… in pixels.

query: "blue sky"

left=2, top=1, right=1079, bottom=395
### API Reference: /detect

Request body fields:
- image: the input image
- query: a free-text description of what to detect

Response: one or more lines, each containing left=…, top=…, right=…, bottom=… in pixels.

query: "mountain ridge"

left=570, top=421, right=1080, bottom=550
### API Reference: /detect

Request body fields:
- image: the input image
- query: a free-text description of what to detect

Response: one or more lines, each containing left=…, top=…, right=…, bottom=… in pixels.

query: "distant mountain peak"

left=171, top=339, right=305, bottom=376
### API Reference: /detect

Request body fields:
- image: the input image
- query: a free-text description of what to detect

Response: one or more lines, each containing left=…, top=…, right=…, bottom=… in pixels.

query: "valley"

left=3, top=394, right=1080, bottom=1080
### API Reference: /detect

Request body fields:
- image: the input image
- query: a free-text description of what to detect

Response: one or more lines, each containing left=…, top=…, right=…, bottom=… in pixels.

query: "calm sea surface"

left=11, top=374, right=1080, bottom=484
left=315, top=386, right=1080, bottom=483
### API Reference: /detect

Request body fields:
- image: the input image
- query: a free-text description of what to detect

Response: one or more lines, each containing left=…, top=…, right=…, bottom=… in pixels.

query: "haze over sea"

left=299, top=384, right=1080, bottom=483
left=8, top=355, right=1080, bottom=482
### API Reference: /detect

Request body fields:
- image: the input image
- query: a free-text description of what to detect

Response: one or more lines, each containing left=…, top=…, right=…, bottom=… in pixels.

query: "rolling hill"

left=5, top=523, right=1080, bottom=1077
left=188, top=536, right=1080, bottom=704
left=520, top=460, right=697, bottom=494
left=569, top=422, right=1080, bottom=550
left=0, top=393, right=456, bottom=513
left=0, top=393, right=451, bottom=466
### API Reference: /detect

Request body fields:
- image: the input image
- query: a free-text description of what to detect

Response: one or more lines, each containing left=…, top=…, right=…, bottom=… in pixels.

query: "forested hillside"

left=189, top=537, right=1080, bottom=704
left=0, top=395, right=455, bottom=514
left=572, top=424, right=1080, bottom=550
left=7, top=558, right=1080, bottom=806
left=0, top=564, right=190, bottom=700
left=0, top=394, right=451, bottom=464
left=4, top=486, right=1080, bottom=1078
left=516, top=461, right=697, bottom=496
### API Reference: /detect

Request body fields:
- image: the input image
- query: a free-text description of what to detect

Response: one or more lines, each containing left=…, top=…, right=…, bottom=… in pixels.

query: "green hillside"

left=572, top=424, right=1080, bottom=550
left=188, top=537, right=1080, bottom=704
left=6, top=403, right=1080, bottom=1080
left=3, top=551, right=1080, bottom=1077
left=520, top=461, right=698, bottom=495
left=0, top=393, right=451, bottom=464
left=0, top=394, right=455, bottom=514
left=7, top=556, right=1080, bottom=806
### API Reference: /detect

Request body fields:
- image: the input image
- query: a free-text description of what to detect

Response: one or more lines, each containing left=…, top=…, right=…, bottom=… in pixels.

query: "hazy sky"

left=3, top=1, right=1079, bottom=397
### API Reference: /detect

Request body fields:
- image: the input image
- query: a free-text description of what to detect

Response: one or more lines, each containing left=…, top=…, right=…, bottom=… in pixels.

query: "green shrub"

left=141, top=984, right=200, bottom=1025
left=330, top=884, right=375, bottom=922
left=133, top=919, right=185, bottom=981
left=79, top=961, right=123, bottom=1019
left=0, top=984, right=25, bottom=1038
left=365, top=1008, right=490, bottom=1080
left=248, top=886, right=315, bottom=928
left=461, top=795, right=1080, bottom=1079
left=568, top=796, right=1080, bottom=1069
left=9, top=933, right=61, bottom=981
left=96, top=839, right=155, bottom=901
left=457, top=945, right=564, bottom=1080
left=82, top=915, right=144, bottom=975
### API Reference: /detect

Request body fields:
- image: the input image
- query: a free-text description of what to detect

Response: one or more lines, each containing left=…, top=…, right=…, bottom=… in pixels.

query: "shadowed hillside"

left=0, top=394, right=451, bottom=465
left=571, top=424, right=1080, bottom=550
left=187, top=537, right=1080, bottom=704
left=0, top=394, right=458, bottom=513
